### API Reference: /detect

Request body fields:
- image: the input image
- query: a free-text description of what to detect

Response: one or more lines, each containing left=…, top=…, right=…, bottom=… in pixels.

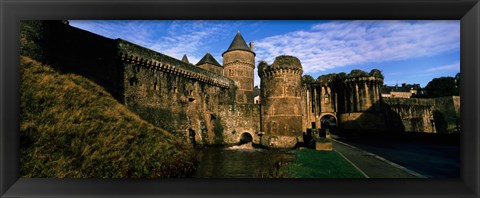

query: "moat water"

left=192, top=143, right=295, bottom=178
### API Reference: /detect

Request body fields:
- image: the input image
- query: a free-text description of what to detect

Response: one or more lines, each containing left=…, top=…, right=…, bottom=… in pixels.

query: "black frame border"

left=1, top=0, right=479, bottom=197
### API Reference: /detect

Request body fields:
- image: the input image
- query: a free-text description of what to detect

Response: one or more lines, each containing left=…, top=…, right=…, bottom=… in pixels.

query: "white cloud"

left=70, top=20, right=459, bottom=87
left=425, top=62, right=460, bottom=72
left=255, top=20, right=460, bottom=75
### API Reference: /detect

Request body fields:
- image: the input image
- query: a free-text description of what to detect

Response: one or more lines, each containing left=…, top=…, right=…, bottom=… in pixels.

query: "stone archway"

left=320, top=114, right=337, bottom=129
left=239, top=132, right=253, bottom=144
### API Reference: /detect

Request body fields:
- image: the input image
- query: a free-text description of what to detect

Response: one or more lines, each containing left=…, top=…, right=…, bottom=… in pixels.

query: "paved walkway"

left=332, top=138, right=426, bottom=178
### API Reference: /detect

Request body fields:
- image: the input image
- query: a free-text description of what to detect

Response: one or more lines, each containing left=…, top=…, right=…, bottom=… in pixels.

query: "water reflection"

left=192, top=143, right=295, bottom=178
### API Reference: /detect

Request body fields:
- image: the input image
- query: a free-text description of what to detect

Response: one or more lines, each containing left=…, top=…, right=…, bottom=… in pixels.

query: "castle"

left=20, top=21, right=460, bottom=149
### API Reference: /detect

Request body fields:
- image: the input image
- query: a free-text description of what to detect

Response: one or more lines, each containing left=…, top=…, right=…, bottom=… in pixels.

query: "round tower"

left=343, top=69, right=384, bottom=113
left=339, top=69, right=386, bottom=132
left=222, top=32, right=255, bottom=104
left=258, top=55, right=303, bottom=148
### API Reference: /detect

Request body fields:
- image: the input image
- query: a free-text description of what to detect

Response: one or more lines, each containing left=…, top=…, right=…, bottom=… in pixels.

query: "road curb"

left=332, top=138, right=428, bottom=178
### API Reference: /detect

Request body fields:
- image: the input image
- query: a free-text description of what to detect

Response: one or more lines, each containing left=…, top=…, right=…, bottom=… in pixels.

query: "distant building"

left=381, top=83, right=420, bottom=98
left=254, top=96, right=260, bottom=104
left=254, top=86, right=261, bottom=104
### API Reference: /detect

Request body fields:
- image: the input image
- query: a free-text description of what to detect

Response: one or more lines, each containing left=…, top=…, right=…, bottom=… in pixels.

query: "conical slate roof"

left=222, top=32, right=253, bottom=55
left=181, top=54, right=190, bottom=63
left=196, top=53, right=221, bottom=67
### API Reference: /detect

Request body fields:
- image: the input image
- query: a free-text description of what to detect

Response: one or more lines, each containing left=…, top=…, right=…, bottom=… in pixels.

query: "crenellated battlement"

left=258, top=67, right=303, bottom=78
left=119, top=53, right=230, bottom=88
left=258, top=56, right=303, bottom=78
left=344, top=76, right=384, bottom=86
left=117, top=39, right=232, bottom=89
left=383, top=98, right=434, bottom=109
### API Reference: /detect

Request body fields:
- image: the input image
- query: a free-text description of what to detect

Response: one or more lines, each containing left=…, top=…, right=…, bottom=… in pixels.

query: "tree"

left=455, top=72, right=460, bottom=90
left=424, top=76, right=459, bottom=97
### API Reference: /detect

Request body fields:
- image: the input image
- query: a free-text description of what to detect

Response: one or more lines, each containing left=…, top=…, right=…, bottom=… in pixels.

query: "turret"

left=337, top=69, right=386, bottom=132
left=196, top=53, right=223, bottom=75
left=181, top=54, right=190, bottom=64
left=222, top=32, right=255, bottom=104
left=258, top=55, right=303, bottom=148
left=343, top=69, right=384, bottom=112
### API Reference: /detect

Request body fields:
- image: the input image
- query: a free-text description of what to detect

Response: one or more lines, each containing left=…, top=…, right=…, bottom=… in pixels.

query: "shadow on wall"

left=337, top=100, right=396, bottom=134
left=20, top=21, right=125, bottom=102
left=338, top=98, right=452, bottom=135
left=211, top=115, right=225, bottom=145
left=382, top=101, right=407, bottom=133
left=433, top=110, right=447, bottom=133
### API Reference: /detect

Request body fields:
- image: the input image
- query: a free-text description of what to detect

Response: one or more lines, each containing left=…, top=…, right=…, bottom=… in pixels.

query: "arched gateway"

left=239, top=132, right=253, bottom=144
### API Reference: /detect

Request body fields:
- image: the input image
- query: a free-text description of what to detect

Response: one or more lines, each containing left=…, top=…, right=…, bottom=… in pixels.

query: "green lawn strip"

left=287, top=149, right=366, bottom=178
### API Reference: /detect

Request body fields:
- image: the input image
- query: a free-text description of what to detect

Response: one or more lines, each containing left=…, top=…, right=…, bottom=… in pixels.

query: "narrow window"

left=154, top=82, right=157, bottom=91
left=129, top=77, right=137, bottom=86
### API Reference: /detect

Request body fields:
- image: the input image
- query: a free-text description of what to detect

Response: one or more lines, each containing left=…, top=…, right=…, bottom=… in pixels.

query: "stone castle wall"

left=383, top=98, right=435, bottom=133
left=20, top=21, right=261, bottom=146
left=117, top=40, right=237, bottom=145
left=198, top=63, right=224, bottom=76
left=382, top=97, right=460, bottom=133
left=218, top=104, right=261, bottom=144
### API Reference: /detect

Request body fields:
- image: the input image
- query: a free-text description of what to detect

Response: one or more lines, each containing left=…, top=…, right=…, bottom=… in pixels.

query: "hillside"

left=20, top=56, right=196, bottom=178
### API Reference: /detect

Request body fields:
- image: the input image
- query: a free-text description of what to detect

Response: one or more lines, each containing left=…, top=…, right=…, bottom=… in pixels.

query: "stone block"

left=315, top=141, right=333, bottom=151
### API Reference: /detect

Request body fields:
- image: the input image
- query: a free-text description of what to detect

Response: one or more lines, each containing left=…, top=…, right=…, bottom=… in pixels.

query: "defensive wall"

left=20, top=20, right=260, bottom=147
left=383, top=98, right=435, bottom=133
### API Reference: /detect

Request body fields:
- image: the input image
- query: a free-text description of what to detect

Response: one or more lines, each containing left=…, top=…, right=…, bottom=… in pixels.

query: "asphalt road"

left=332, top=135, right=460, bottom=178
left=332, top=140, right=421, bottom=178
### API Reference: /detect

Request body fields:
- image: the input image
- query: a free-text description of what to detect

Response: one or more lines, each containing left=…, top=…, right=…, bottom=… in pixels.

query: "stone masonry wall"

left=383, top=98, right=435, bottom=133
left=218, top=104, right=261, bottom=145
left=198, top=63, right=224, bottom=76
left=21, top=20, right=262, bottom=146
left=433, top=96, right=460, bottom=133
left=223, top=50, right=255, bottom=104
left=117, top=40, right=238, bottom=145
left=259, top=56, right=303, bottom=148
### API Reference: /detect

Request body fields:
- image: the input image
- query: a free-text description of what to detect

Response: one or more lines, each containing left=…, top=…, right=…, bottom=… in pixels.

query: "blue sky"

left=70, top=20, right=460, bottom=87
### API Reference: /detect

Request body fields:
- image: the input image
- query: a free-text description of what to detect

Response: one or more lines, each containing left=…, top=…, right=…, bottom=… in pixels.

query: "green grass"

left=285, top=149, right=366, bottom=178
left=20, top=56, right=196, bottom=178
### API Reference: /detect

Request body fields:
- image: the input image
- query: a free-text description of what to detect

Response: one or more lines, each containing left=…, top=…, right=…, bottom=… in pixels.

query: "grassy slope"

left=286, top=149, right=365, bottom=178
left=20, top=56, right=196, bottom=178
